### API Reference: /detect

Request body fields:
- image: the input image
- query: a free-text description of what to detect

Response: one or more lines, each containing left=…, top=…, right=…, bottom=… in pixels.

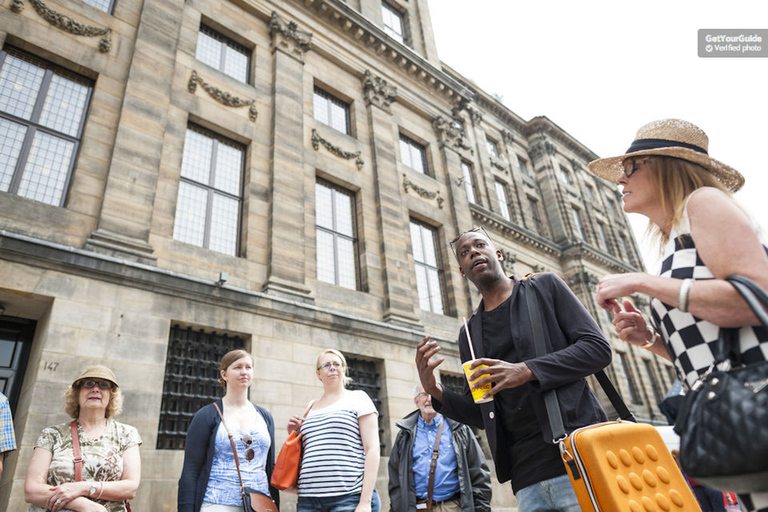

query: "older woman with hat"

left=592, top=119, right=768, bottom=512
left=24, top=366, right=141, bottom=512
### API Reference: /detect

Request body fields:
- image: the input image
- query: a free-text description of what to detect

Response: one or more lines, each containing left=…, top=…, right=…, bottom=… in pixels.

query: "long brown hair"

left=644, top=156, right=732, bottom=248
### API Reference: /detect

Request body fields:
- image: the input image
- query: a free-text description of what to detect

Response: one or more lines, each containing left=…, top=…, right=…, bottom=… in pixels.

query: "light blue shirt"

left=412, top=414, right=460, bottom=501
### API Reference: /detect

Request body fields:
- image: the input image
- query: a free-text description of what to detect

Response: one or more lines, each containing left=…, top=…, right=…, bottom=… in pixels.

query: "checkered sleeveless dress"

left=649, top=191, right=768, bottom=512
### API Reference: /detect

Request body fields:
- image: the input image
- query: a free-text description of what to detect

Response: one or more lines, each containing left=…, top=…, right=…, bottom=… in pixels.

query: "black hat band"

left=625, top=138, right=708, bottom=156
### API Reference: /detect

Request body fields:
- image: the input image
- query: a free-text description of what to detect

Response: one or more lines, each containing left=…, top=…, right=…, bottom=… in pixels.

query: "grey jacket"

left=388, top=411, right=492, bottom=512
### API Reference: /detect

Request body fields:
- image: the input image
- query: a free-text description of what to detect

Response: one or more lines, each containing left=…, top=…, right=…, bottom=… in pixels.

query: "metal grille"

left=156, top=325, right=246, bottom=450
left=440, top=373, right=466, bottom=395
left=346, top=356, right=385, bottom=453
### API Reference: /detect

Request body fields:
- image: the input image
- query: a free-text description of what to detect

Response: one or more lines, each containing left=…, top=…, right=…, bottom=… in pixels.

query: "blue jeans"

left=515, top=474, right=580, bottom=512
left=297, top=489, right=381, bottom=512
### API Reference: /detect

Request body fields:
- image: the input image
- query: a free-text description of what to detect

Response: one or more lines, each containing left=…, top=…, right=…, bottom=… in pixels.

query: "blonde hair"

left=64, top=380, right=123, bottom=419
left=642, top=156, right=732, bottom=248
left=316, top=349, right=352, bottom=387
left=218, top=349, right=254, bottom=390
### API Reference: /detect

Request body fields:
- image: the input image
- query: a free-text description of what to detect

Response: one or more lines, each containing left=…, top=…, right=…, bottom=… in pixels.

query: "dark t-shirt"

left=481, top=296, right=565, bottom=493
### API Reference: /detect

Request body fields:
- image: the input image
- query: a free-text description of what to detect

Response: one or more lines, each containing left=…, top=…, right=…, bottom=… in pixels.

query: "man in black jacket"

left=388, top=384, right=491, bottom=512
left=415, top=227, right=612, bottom=512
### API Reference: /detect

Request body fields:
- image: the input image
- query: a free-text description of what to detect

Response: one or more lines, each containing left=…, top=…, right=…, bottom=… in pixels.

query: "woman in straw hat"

left=178, top=349, right=278, bottom=512
left=285, top=349, right=380, bottom=512
left=592, top=119, right=768, bottom=512
left=24, top=366, right=141, bottom=512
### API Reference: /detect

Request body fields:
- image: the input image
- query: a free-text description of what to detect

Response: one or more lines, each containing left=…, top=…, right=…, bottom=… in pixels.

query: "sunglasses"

left=242, top=434, right=255, bottom=461
left=81, top=380, right=112, bottom=390
left=621, top=157, right=653, bottom=179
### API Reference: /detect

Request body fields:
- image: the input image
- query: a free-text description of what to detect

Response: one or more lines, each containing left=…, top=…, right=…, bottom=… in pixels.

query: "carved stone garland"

left=402, top=174, right=444, bottom=209
left=12, top=0, right=112, bottom=53
left=311, top=129, right=363, bottom=170
left=363, top=70, right=397, bottom=113
left=188, top=71, right=258, bottom=122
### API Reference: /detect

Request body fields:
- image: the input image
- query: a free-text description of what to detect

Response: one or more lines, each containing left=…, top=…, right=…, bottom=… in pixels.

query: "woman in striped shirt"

left=287, top=349, right=381, bottom=512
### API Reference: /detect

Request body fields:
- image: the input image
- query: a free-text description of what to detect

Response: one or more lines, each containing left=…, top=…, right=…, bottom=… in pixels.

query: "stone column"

left=261, top=12, right=313, bottom=302
left=363, top=71, right=419, bottom=327
left=84, top=0, right=187, bottom=264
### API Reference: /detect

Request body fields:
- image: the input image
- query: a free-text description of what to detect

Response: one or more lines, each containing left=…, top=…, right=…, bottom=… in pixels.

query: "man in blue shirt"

left=0, top=391, right=17, bottom=480
left=388, top=384, right=491, bottom=512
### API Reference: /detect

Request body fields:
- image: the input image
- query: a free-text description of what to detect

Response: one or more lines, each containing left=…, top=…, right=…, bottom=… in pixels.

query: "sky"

left=428, top=0, right=768, bottom=271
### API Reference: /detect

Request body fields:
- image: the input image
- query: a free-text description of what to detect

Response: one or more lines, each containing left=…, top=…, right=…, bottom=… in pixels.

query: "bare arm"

left=415, top=335, right=444, bottom=402
left=355, top=412, right=380, bottom=512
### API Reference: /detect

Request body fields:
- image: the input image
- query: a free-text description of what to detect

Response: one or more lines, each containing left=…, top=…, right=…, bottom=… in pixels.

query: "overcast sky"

left=428, top=0, right=768, bottom=270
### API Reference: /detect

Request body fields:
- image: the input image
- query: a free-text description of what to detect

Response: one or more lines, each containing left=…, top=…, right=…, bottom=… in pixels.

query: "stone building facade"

left=0, top=0, right=677, bottom=509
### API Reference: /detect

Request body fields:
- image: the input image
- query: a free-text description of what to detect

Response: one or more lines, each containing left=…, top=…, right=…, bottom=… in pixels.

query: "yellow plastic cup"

left=462, top=360, right=493, bottom=404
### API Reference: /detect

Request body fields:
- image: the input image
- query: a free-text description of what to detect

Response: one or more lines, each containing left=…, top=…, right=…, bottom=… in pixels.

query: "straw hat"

left=587, top=119, right=744, bottom=192
left=73, top=365, right=119, bottom=388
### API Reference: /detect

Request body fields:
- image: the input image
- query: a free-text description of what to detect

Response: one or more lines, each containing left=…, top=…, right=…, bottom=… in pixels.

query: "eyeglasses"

left=82, top=380, right=112, bottom=390
left=622, top=157, right=652, bottom=179
left=241, top=434, right=255, bottom=461
left=317, top=362, right=343, bottom=372
left=415, top=392, right=429, bottom=399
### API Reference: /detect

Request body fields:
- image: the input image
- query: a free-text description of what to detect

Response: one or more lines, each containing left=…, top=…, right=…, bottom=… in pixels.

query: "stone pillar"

left=84, top=0, right=187, bottom=264
left=363, top=71, right=419, bottom=327
left=261, top=12, right=314, bottom=302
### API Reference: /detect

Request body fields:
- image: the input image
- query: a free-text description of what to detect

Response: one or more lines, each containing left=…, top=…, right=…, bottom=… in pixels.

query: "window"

left=643, top=360, right=664, bottom=404
left=157, top=324, right=247, bottom=449
left=460, top=160, right=477, bottom=205
left=399, top=134, right=427, bottom=175
left=571, top=207, right=586, bottom=240
left=486, top=138, right=499, bottom=158
left=82, top=0, right=113, bottom=12
left=315, top=180, right=359, bottom=290
left=196, top=25, right=250, bottom=83
left=381, top=2, right=405, bottom=44
left=0, top=48, right=92, bottom=207
left=173, top=127, right=244, bottom=256
left=615, top=352, right=642, bottom=404
left=597, top=221, right=613, bottom=254
left=585, top=184, right=595, bottom=201
left=560, top=165, right=573, bottom=186
left=440, top=373, right=466, bottom=395
left=346, top=356, right=385, bottom=453
left=619, top=234, right=632, bottom=261
left=409, top=221, right=445, bottom=314
left=517, top=156, right=530, bottom=177
left=527, top=197, right=544, bottom=235
left=313, top=87, right=351, bottom=135
left=495, top=180, right=511, bottom=221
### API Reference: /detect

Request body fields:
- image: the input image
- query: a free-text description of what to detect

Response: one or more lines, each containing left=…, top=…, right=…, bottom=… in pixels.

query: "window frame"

left=571, top=207, right=586, bottom=240
left=0, top=47, right=93, bottom=207
left=527, top=197, right=545, bottom=235
left=196, top=24, right=251, bottom=84
left=517, top=156, right=530, bottom=177
left=486, top=138, right=500, bottom=158
left=315, top=179, right=360, bottom=290
left=313, top=86, right=352, bottom=135
left=409, top=220, right=446, bottom=315
left=173, top=125, right=245, bottom=256
left=82, top=0, right=114, bottom=13
left=495, top=180, right=511, bottom=222
left=381, top=1, right=406, bottom=44
left=460, top=160, right=477, bottom=205
left=399, top=134, right=428, bottom=175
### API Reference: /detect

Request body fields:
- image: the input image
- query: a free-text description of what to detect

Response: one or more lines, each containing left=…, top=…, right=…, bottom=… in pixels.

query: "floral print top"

left=28, top=419, right=142, bottom=512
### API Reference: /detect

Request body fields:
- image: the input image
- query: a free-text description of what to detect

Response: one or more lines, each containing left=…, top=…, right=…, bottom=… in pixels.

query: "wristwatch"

left=88, top=482, right=97, bottom=496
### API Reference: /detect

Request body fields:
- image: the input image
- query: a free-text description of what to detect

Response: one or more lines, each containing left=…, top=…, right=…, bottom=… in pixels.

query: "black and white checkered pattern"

left=650, top=219, right=768, bottom=512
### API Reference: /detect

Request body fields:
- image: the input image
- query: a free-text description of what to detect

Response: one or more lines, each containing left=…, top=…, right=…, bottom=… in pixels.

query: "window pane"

left=410, top=145, right=425, bottom=173
left=382, top=4, right=404, bottom=43
left=421, top=227, right=437, bottom=266
left=462, top=162, right=475, bottom=204
left=82, top=0, right=112, bottom=12
left=426, top=268, right=444, bottom=314
left=18, top=131, right=73, bottom=206
left=214, top=141, right=243, bottom=196
left=0, top=118, right=27, bottom=192
left=329, top=100, right=348, bottom=133
left=410, top=223, right=424, bottom=263
left=173, top=182, right=208, bottom=247
left=495, top=181, right=510, bottom=221
left=223, top=45, right=249, bottom=83
left=196, top=30, right=222, bottom=71
left=337, top=237, right=356, bottom=290
left=334, top=189, right=353, bottom=236
left=180, top=129, right=213, bottom=184
left=209, top=193, right=239, bottom=256
left=414, top=265, right=430, bottom=311
left=313, top=91, right=329, bottom=125
left=39, top=73, right=89, bottom=137
left=0, top=53, right=44, bottom=120
left=399, top=138, right=412, bottom=168
left=316, top=229, right=336, bottom=284
left=315, top=182, right=333, bottom=230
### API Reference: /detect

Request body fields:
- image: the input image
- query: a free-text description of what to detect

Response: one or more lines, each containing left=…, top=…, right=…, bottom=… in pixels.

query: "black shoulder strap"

left=522, top=276, right=635, bottom=443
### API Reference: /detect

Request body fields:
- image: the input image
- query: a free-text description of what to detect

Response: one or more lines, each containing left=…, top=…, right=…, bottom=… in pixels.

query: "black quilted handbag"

left=674, top=274, right=768, bottom=493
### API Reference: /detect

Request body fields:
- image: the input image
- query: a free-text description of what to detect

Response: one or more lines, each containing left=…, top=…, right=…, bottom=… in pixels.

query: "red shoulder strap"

left=70, top=421, right=83, bottom=482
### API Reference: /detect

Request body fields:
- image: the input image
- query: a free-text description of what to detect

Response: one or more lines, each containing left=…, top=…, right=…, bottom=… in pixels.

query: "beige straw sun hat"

left=587, top=119, right=744, bottom=192
left=73, top=365, right=119, bottom=388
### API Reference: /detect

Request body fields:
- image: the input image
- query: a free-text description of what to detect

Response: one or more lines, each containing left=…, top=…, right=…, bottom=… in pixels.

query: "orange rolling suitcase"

left=559, top=421, right=700, bottom=512
left=522, top=276, right=700, bottom=512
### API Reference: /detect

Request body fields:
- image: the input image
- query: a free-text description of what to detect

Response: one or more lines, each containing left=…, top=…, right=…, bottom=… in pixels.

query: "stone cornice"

left=470, top=207, right=560, bottom=257
left=561, top=242, right=639, bottom=274
left=292, top=0, right=473, bottom=106
left=524, top=116, right=599, bottom=164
